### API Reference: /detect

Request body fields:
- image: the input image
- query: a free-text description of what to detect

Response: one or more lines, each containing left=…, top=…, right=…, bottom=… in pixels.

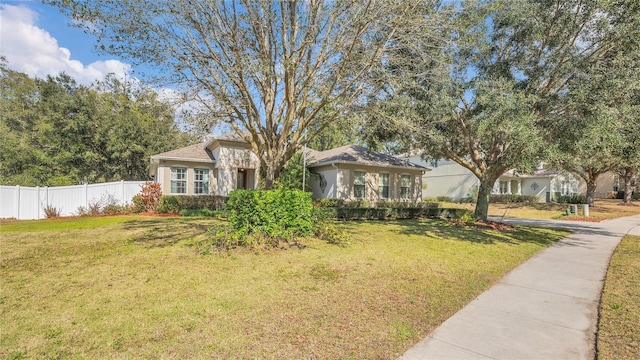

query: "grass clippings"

left=597, top=235, right=640, bottom=360
left=0, top=216, right=568, bottom=359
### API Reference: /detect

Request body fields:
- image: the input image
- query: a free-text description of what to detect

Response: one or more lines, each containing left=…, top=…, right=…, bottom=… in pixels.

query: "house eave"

left=307, top=160, right=429, bottom=172
left=150, top=156, right=216, bottom=164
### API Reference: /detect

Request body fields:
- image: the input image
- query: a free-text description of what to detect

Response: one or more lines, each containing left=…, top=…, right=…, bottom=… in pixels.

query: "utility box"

left=570, top=204, right=578, bottom=214
left=582, top=204, right=590, bottom=217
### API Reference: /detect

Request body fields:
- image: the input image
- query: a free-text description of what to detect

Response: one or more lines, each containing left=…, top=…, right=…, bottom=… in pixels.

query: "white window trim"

left=378, top=172, right=390, bottom=199
left=400, top=174, right=412, bottom=200
left=353, top=170, right=367, bottom=199
left=170, top=166, right=188, bottom=194
left=193, top=168, right=210, bottom=195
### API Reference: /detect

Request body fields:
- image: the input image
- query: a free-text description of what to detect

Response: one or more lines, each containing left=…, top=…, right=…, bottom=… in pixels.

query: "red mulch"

left=473, top=220, right=514, bottom=231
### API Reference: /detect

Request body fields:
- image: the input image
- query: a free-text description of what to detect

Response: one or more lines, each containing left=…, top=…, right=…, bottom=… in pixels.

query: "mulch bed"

left=473, top=220, right=514, bottom=231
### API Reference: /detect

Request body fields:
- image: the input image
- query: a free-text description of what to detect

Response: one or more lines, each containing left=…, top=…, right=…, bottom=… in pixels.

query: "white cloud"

left=0, top=4, right=130, bottom=85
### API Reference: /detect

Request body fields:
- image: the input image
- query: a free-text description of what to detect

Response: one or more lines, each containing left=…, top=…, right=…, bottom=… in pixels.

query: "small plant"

left=137, top=182, right=162, bottom=212
left=459, top=212, right=476, bottom=226
left=131, top=195, right=146, bottom=213
left=43, top=204, right=62, bottom=218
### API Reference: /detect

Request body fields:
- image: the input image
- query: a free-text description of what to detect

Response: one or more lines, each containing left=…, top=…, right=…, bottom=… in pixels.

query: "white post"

left=83, top=183, right=88, bottom=208
left=36, top=186, right=40, bottom=219
left=517, top=180, right=522, bottom=195
left=15, top=185, right=20, bottom=220
left=506, top=180, right=512, bottom=195
left=121, top=180, right=126, bottom=206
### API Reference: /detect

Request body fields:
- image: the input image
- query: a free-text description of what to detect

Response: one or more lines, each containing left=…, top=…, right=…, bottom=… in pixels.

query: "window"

left=354, top=171, right=366, bottom=199
left=499, top=181, right=509, bottom=194
left=613, top=178, right=619, bottom=192
left=378, top=173, right=389, bottom=199
left=400, top=175, right=411, bottom=199
left=561, top=180, right=578, bottom=196
left=170, top=167, right=187, bottom=194
left=194, top=168, right=209, bottom=194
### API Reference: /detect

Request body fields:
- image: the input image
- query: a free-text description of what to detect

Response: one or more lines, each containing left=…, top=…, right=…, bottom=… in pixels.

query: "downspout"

left=332, top=163, right=339, bottom=199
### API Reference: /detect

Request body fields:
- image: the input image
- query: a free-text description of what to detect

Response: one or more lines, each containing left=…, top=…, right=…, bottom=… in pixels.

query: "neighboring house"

left=150, top=136, right=427, bottom=201
left=398, top=151, right=600, bottom=202
left=306, top=145, right=427, bottom=202
left=150, top=133, right=260, bottom=196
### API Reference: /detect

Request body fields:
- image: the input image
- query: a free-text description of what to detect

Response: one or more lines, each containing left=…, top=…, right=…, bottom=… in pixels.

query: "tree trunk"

left=622, top=167, right=635, bottom=205
left=585, top=178, right=597, bottom=206
left=264, top=165, right=275, bottom=190
left=474, top=177, right=494, bottom=221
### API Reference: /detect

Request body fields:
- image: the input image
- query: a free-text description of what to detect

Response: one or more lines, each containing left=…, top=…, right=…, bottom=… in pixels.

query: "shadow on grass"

left=121, top=217, right=214, bottom=248
left=337, top=219, right=562, bottom=246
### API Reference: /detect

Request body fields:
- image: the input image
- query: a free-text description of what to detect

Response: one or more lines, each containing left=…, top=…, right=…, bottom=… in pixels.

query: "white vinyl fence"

left=0, top=181, right=147, bottom=220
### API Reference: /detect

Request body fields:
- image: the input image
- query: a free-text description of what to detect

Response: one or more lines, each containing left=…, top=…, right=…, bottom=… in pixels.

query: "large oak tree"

left=48, top=0, right=435, bottom=188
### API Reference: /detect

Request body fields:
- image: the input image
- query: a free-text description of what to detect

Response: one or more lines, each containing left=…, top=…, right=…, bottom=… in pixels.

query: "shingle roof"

left=306, top=144, right=426, bottom=170
left=503, top=168, right=561, bottom=178
left=151, top=143, right=215, bottom=162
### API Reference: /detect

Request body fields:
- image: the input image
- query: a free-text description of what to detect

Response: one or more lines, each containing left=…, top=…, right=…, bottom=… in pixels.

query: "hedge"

left=157, top=195, right=227, bottom=213
left=332, top=207, right=470, bottom=221
left=490, top=194, right=539, bottom=203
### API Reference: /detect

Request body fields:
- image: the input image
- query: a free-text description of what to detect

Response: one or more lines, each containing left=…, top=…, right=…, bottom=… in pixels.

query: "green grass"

left=446, top=199, right=640, bottom=220
left=0, top=215, right=138, bottom=233
left=598, top=235, right=640, bottom=360
left=0, top=216, right=568, bottom=359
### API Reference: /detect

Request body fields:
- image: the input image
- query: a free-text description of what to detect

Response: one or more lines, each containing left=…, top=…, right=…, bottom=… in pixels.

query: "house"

left=398, top=151, right=615, bottom=202
left=306, top=145, right=427, bottom=202
left=150, top=135, right=427, bottom=200
left=149, top=133, right=260, bottom=196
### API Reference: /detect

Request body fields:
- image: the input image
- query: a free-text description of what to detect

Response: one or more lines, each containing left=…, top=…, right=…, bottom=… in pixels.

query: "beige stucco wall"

left=211, top=142, right=260, bottom=195
left=309, top=165, right=338, bottom=198
left=156, top=160, right=216, bottom=196
left=405, top=156, right=478, bottom=201
left=316, top=163, right=422, bottom=202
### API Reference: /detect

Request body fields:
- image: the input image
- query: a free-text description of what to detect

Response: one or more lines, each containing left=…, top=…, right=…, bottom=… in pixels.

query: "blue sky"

left=0, top=1, right=138, bottom=84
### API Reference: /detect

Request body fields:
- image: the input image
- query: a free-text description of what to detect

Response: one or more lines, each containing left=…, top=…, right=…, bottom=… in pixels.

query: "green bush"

left=131, top=195, right=146, bottom=213
left=557, top=194, right=586, bottom=204
left=332, top=207, right=465, bottom=221
left=491, top=194, right=539, bottom=203
left=157, top=196, right=181, bottom=213
left=179, top=208, right=215, bottom=217
left=157, top=195, right=227, bottom=213
left=227, top=189, right=315, bottom=240
left=436, top=196, right=452, bottom=202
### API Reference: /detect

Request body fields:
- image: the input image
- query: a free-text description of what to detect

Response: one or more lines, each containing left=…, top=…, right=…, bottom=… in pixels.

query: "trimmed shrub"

left=490, top=194, right=539, bottom=203
left=227, top=189, right=315, bottom=239
left=179, top=208, right=216, bottom=217
left=157, top=195, right=181, bottom=213
left=332, top=206, right=466, bottom=221
left=156, top=195, right=227, bottom=213
left=557, top=194, right=586, bottom=204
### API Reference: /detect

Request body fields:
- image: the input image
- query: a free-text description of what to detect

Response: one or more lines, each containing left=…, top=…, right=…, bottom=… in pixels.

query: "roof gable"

left=307, top=145, right=426, bottom=170
left=151, top=143, right=215, bottom=162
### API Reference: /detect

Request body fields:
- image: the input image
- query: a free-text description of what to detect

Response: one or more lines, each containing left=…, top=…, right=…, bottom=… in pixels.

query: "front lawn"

left=598, top=235, right=640, bottom=359
left=0, top=216, right=567, bottom=359
left=447, top=199, right=640, bottom=220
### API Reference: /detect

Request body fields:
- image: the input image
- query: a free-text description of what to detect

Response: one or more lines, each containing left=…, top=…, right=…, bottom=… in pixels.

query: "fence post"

left=121, top=180, right=125, bottom=206
left=15, top=185, right=20, bottom=220
left=84, top=183, right=88, bottom=209
left=36, top=186, right=40, bottom=219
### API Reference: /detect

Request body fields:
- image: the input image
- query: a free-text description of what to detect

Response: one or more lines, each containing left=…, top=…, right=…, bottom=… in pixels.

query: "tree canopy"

left=47, top=0, right=440, bottom=188
left=0, top=64, right=193, bottom=186
left=365, top=0, right=640, bottom=219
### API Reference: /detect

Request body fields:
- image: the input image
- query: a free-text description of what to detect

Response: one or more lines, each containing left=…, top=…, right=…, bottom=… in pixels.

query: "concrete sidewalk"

left=400, top=214, right=640, bottom=360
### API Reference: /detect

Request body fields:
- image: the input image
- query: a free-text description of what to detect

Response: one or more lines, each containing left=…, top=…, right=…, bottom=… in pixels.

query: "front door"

left=237, top=169, right=247, bottom=189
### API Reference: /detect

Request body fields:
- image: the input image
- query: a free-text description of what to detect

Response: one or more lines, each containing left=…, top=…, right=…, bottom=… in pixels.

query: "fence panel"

left=0, top=181, right=147, bottom=220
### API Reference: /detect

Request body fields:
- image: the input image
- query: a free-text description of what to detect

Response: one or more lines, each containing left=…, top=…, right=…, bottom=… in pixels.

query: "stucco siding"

left=309, top=166, right=338, bottom=199
left=156, top=160, right=215, bottom=196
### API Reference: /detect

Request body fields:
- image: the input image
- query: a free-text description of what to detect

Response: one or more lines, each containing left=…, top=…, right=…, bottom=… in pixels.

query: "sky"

left=0, top=1, right=135, bottom=85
